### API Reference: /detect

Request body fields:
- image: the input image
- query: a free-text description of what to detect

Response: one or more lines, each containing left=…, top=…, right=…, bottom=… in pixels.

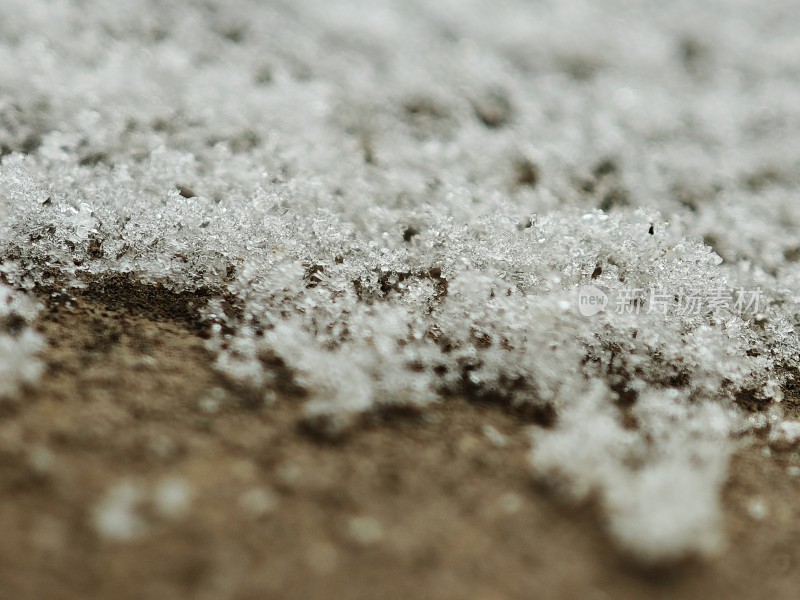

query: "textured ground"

left=0, top=282, right=799, bottom=599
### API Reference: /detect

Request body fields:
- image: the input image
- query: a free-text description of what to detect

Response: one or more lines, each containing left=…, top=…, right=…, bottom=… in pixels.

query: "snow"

left=154, top=477, right=194, bottom=520
left=92, top=480, right=147, bottom=542
left=0, top=281, right=43, bottom=399
left=2, top=0, right=800, bottom=562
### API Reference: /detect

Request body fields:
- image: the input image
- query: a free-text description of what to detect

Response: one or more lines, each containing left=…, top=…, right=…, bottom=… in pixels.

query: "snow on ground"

left=1, top=0, right=799, bottom=562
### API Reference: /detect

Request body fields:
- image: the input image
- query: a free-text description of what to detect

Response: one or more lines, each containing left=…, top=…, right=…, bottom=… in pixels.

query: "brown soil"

left=1, top=282, right=799, bottom=599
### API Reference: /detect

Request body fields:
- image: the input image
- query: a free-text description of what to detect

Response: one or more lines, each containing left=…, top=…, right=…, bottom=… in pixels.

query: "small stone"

left=513, top=158, right=539, bottom=188
left=177, top=185, right=197, bottom=199
left=472, top=90, right=513, bottom=128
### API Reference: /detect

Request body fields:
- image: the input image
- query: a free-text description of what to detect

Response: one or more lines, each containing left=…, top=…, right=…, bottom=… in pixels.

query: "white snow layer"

left=1, top=0, right=800, bottom=562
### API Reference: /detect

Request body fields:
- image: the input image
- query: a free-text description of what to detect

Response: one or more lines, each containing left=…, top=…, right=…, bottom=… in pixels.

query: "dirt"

left=1, top=282, right=799, bottom=600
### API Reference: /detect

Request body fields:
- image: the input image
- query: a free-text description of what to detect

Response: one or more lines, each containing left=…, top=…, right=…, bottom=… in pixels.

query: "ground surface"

left=1, top=283, right=798, bottom=600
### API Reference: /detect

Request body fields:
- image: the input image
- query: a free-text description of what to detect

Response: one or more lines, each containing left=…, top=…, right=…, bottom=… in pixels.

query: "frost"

left=2, top=0, right=800, bottom=563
